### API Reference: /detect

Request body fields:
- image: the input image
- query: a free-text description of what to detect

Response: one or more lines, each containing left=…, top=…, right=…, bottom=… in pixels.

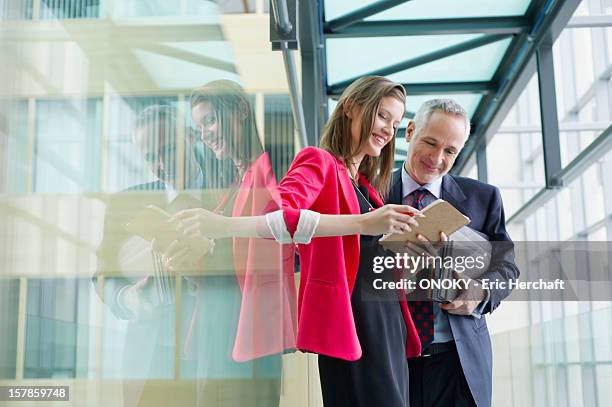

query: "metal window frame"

left=536, top=38, right=563, bottom=189
left=505, top=1, right=612, bottom=226
left=299, top=0, right=327, bottom=146
left=271, top=0, right=308, bottom=148
left=508, top=125, right=612, bottom=223
left=325, top=16, right=531, bottom=38
left=453, top=0, right=582, bottom=176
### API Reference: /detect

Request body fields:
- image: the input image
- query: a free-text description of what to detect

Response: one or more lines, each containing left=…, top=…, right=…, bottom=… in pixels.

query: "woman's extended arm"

left=173, top=148, right=420, bottom=242
left=173, top=204, right=421, bottom=241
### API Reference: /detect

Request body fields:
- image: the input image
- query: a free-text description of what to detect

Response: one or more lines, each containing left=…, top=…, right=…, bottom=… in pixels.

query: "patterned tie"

left=407, top=188, right=435, bottom=348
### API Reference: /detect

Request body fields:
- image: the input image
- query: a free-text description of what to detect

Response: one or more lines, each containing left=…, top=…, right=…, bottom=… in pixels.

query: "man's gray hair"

left=412, top=98, right=471, bottom=138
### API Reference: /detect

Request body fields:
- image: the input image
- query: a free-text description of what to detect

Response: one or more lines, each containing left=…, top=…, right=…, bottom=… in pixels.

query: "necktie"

left=407, top=188, right=435, bottom=348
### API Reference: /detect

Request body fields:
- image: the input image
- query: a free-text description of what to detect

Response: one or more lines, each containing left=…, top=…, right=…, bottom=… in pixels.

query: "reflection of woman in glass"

left=175, top=76, right=422, bottom=407
left=94, top=105, right=213, bottom=407
left=165, top=80, right=291, bottom=406
left=191, top=81, right=262, bottom=172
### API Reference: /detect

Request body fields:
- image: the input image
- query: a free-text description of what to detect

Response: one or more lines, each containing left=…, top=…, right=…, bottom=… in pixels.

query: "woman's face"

left=192, top=101, right=229, bottom=160
left=350, top=96, right=404, bottom=158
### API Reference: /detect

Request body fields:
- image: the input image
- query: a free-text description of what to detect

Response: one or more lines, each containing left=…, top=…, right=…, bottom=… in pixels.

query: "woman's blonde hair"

left=320, top=76, right=405, bottom=198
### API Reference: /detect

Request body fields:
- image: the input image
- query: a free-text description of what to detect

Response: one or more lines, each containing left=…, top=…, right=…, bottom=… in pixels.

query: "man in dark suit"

left=387, top=99, right=519, bottom=407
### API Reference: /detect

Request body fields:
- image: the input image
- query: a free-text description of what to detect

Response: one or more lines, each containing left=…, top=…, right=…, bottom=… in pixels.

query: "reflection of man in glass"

left=132, top=105, right=204, bottom=192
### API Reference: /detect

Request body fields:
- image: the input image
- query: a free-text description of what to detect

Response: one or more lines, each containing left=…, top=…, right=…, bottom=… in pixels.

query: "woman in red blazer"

left=176, top=76, right=421, bottom=406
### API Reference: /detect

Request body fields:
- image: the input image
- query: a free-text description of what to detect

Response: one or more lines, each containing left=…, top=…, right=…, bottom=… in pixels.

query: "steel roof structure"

left=288, top=0, right=583, bottom=179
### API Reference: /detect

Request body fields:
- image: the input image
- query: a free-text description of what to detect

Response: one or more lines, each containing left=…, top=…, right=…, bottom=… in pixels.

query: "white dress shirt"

left=401, top=165, right=488, bottom=344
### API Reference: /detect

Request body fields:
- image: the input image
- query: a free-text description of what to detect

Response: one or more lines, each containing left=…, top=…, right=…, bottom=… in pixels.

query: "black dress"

left=317, top=183, right=410, bottom=407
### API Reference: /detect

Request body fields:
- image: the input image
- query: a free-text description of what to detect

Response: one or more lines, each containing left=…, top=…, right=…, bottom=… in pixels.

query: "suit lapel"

left=387, top=170, right=403, bottom=205
left=441, top=175, right=469, bottom=219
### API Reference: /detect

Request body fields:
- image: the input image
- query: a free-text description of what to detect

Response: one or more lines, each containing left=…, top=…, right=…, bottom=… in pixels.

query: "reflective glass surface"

left=327, top=34, right=483, bottom=85
left=1, top=1, right=611, bottom=406
left=325, top=0, right=532, bottom=22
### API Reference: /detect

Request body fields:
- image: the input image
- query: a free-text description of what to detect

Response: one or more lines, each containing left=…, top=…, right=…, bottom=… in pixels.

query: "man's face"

left=133, top=124, right=175, bottom=183
left=405, top=111, right=468, bottom=185
left=133, top=123, right=200, bottom=186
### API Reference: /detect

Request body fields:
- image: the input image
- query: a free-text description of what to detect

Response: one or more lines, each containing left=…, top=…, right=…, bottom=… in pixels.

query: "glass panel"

left=460, top=154, right=477, bottom=179
left=556, top=188, right=574, bottom=241
left=264, top=94, right=295, bottom=178
left=34, top=99, right=102, bottom=193
left=106, top=96, right=177, bottom=192
left=1, top=1, right=298, bottom=404
left=24, top=278, right=95, bottom=378
left=505, top=10, right=612, bottom=396
left=129, top=46, right=241, bottom=91
left=0, top=100, right=29, bottom=193
left=110, top=0, right=259, bottom=18
left=4, top=0, right=609, bottom=405
left=395, top=134, right=408, bottom=164
left=406, top=94, right=482, bottom=118
left=327, top=98, right=338, bottom=116
left=325, top=0, right=532, bottom=22
left=554, top=26, right=612, bottom=167
left=582, top=163, right=606, bottom=228
left=597, top=365, right=612, bottom=407
left=112, top=0, right=220, bottom=19
left=216, top=0, right=256, bottom=14
left=387, top=38, right=512, bottom=83
left=39, top=0, right=101, bottom=19
left=486, top=73, right=544, bottom=218
left=0, top=0, right=33, bottom=20
left=101, top=277, right=175, bottom=379
left=490, top=306, right=612, bottom=407
left=326, top=34, right=483, bottom=85
left=0, top=279, right=19, bottom=379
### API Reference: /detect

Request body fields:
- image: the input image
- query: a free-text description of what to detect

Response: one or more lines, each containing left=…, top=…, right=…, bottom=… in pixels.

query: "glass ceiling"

left=326, top=35, right=512, bottom=85
left=322, top=0, right=539, bottom=165
left=324, top=0, right=532, bottom=22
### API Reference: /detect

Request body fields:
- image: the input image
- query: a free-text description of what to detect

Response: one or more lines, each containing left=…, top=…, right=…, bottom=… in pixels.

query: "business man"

left=387, top=99, right=519, bottom=407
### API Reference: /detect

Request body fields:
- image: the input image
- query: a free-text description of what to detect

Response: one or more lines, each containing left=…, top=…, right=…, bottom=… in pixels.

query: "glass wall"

left=482, top=1, right=612, bottom=406
left=0, top=0, right=260, bottom=20
left=1, top=0, right=611, bottom=406
left=0, top=279, right=20, bottom=380
left=0, top=1, right=300, bottom=406
left=485, top=73, right=545, bottom=216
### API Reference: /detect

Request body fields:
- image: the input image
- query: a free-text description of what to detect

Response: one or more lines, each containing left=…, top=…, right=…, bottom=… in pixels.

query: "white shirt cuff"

left=293, top=210, right=321, bottom=244
left=265, top=210, right=293, bottom=244
left=471, top=288, right=490, bottom=318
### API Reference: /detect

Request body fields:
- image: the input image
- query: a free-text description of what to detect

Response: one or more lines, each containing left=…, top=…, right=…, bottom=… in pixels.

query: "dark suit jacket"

left=388, top=170, right=520, bottom=407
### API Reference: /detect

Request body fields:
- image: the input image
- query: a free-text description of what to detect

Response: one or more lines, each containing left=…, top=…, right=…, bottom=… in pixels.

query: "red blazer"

left=279, top=147, right=421, bottom=360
